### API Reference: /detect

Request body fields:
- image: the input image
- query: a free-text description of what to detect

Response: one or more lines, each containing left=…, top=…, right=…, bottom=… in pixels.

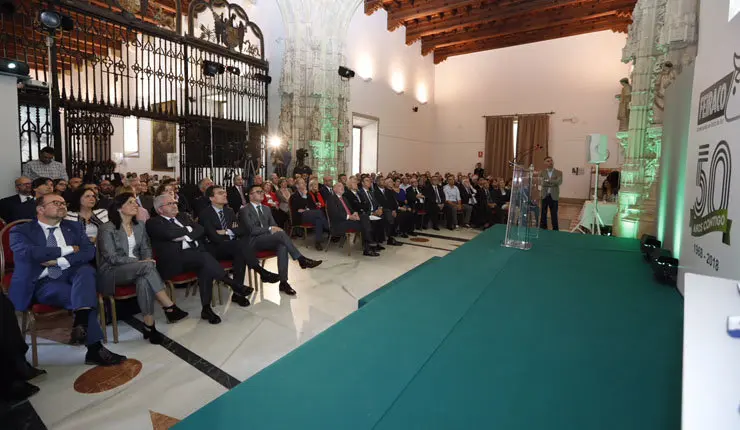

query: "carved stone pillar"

left=614, top=0, right=697, bottom=238
left=275, top=0, right=359, bottom=178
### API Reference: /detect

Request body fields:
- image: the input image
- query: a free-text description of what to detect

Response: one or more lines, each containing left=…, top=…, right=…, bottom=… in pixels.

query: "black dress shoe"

left=201, top=307, right=222, bottom=324
left=69, top=325, right=87, bottom=345
left=232, top=292, right=251, bottom=307
left=143, top=323, right=165, bottom=345
left=373, top=245, right=386, bottom=251
left=387, top=238, right=403, bottom=246
left=330, top=236, right=341, bottom=243
left=3, top=381, right=40, bottom=404
left=315, top=242, right=324, bottom=251
left=298, top=257, right=323, bottom=269
left=399, top=233, right=409, bottom=238
left=17, top=361, right=46, bottom=381
left=363, top=250, right=380, bottom=257
left=85, top=346, right=127, bottom=366
left=260, top=271, right=280, bottom=284
left=164, top=304, right=189, bottom=324
left=279, top=282, right=297, bottom=296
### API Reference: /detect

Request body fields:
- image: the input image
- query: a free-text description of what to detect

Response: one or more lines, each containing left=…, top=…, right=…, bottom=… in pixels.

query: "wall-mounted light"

left=268, top=135, right=282, bottom=148
left=358, top=55, right=373, bottom=82
left=416, top=83, right=429, bottom=105
left=202, top=60, right=225, bottom=77
left=254, top=72, right=272, bottom=84
left=391, top=71, right=405, bottom=94
left=338, top=66, right=356, bottom=79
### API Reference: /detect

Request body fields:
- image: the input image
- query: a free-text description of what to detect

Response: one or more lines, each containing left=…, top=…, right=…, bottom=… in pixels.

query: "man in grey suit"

left=239, top=184, right=322, bottom=296
left=539, top=156, right=563, bottom=231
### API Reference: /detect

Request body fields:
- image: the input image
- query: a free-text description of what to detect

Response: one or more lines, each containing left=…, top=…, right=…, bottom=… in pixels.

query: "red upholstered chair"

left=416, top=209, right=427, bottom=229
left=0, top=219, right=31, bottom=286
left=97, top=284, right=137, bottom=343
left=213, top=260, right=234, bottom=305
left=248, top=251, right=277, bottom=291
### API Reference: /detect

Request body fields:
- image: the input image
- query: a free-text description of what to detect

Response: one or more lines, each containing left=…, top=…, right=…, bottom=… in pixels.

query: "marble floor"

left=11, top=228, right=479, bottom=430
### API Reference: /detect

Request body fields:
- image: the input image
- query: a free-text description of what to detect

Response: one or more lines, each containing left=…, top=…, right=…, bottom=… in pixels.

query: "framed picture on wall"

left=150, top=100, right=177, bottom=171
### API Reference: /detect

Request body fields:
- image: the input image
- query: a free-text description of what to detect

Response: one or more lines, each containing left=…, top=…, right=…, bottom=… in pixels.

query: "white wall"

left=110, top=117, right=179, bottom=177
left=0, top=76, right=21, bottom=196
left=433, top=31, right=630, bottom=199
left=345, top=7, right=437, bottom=173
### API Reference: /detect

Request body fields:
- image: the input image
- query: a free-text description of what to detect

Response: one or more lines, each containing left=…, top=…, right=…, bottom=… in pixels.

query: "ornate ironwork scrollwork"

left=187, top=0, right=265, bottom=60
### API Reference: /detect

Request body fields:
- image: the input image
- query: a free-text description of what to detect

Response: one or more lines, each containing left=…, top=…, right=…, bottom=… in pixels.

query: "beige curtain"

left=484, top=116, right=515, bottom=179
left=516, top=114, right=550, bottom=173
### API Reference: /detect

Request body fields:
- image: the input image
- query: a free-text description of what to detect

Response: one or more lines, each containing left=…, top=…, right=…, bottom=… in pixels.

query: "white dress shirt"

left=162, top=215, right=195, bottom=249
left=251, top=202, right=265, bottom=228
left=37, top=221, right=74, bottom=279
left=443, top=184, right=462, bottom=203
left=127, top=234, right=137, bottom=258
left=212, top=205, right=235, bottom=239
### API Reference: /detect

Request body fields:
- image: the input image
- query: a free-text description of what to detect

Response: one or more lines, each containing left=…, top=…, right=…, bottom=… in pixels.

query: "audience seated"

left=239, top=185, right=322, bottom=296
left=326, top=182, right=378, bottom=257
left=53, top=178, right=68, bottom=196
left=390, top=178, right=416, bottom=237
left=0, top=176, right=33, bottom=222
left=65, top=187, right=109, bottom=243
left=198, top=185, right=280, bottom=289
left=192, top=178, right=214, bottom=217
left=374, top=178, right=404, bottom=244
left=116, top=186, right=149, bottom=222
left=97, top=193, right=189, bottom=343
left=319, top=176, right=333, bottom=202
left=442, top=175, right=463, bottom=230
left=290, top=179, right=329, bottom=251
left=405, top=177, right=426, bottom=230
left=8, top=193, right=126, bottom=365
left=275, top=179, right=292, bottom=228
left=147, top=194, right=253, bottom=324
left=458, top=177, right=477, bottom=228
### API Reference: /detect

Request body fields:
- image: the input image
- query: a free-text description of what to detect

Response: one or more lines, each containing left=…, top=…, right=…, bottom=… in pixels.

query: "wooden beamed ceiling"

left=365, top=0, right=636, bottom=64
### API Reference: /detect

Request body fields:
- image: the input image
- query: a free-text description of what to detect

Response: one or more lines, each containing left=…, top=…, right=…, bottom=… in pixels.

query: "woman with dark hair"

left=53, top=178, right=68, bottom=196
left=97, top=193, right=188, bottom=344
left=65, top=187, right=108, bottom=242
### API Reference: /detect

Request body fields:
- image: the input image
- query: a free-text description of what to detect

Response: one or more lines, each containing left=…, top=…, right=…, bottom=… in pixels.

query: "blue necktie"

left=218, top=210, right=228, bottom=230
left=46, top=227, right=63, bottom=279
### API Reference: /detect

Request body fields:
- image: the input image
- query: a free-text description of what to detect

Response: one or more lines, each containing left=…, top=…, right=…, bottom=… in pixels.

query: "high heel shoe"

left=164, top=304, right=188, bottom=324
left=143, top=323, right=165, bottom=345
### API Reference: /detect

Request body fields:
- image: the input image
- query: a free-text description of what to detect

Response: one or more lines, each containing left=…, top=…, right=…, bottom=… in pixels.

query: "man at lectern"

left=539, top=156, right=563, bottom=231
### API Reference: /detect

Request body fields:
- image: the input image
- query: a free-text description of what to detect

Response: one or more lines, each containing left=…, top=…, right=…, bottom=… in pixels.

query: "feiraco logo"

left=691, top=141, right=732, bottom=245
left=698, top=52, right=740, bottom=126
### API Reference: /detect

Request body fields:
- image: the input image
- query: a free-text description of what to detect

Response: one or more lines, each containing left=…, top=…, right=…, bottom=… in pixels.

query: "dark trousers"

left=426, top=202, right=441, bottom=228
left=381, top=210, right=396, bottom=238
left=444, top=203, right=458, bottom=229
left=540, top=195, right=559, bottom=230
left=272, top=208, right=289, bottom=230
left=35, top=264, right=103, bottom=345
left=300, top=210, right=329, bottom=242
left=0, top=292, right=28, bottom=390
left=251, top=231, right=302, bottom=283
left=207, top=239, right=260, bottom=287
left=397, top=210, right=414, bottom=234
left=333, top=217, right=373, bottom=250
left=179, top=249, right=235, bottom=306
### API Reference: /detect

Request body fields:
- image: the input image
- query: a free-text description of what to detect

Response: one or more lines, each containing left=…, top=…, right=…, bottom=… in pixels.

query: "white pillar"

left=0, top=75, right=21, bottom=196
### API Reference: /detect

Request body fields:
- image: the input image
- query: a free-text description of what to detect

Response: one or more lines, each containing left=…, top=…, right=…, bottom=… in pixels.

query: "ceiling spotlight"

left=202, top=60, right=225, bottom=77
left=226, top=66, right=240, bottom=76
left=338, top=66, right=355, bottom=79
left=254, top=73, right=272, bottom=84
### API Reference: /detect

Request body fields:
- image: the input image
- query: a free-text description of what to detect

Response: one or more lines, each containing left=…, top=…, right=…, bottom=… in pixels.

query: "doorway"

left=351, top=113, right=379, bottom=174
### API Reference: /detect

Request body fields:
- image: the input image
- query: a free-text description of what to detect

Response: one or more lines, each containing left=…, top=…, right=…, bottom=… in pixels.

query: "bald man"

left=0, top=176, right=34, bottom=222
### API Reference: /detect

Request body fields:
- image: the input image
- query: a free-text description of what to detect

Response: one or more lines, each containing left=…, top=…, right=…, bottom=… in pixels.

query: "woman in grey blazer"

left=97, top=193, right=188, bottom=344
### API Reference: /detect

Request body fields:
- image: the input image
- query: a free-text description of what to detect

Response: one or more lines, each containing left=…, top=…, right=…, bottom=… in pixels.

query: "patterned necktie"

left=339, top=196, right=351, bottom=215
left=218, top=210, right=228, bottom=230
left=45, top=227, right=63, bottom=279
left=256, top=205, right=264, bottom=227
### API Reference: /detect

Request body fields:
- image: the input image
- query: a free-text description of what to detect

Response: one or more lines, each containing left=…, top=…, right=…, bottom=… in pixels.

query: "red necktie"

left=339, top=196, right=351, bottom=215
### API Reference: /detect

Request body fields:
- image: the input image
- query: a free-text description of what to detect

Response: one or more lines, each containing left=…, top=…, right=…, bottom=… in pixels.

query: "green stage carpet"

left=175, top=226, right=684, bottom=430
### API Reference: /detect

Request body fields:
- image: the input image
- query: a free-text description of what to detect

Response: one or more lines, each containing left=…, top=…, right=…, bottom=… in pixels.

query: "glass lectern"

left=502, top=163, right=540, bottom=250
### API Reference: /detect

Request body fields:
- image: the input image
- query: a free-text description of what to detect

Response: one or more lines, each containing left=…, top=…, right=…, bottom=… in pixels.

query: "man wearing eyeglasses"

left=239, top=185, right=322, bottom=296
left=8, top=193, right=127, bottom=366
left=147, top=194, right=255, bottom=324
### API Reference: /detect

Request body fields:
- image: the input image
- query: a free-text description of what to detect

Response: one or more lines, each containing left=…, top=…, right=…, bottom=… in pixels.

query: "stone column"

left=614, top=0, right=697, bottom=238
left=275, top=0, right=360, bottom=178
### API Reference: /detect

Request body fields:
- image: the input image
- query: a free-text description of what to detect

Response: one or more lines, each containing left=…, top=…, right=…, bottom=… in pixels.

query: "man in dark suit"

left=199, top=185, right=280, bottom=289
left=374, top=178, right=404, bottom=243
left=190, top=178, right=214, bottom=218
left=405, top=177, right=426, bottom=230
left=359, top=176, right=394, bottom=247
left=458, top=177, right=477, bottom=228
left=8, top=194, right=126, bottom=366
left=491, top=178, right=510, bottom=224
left=12, top=177, right=53, bottom=222
left=147, top=193, right=253, bottom=324
left=477, top=178, right=498, bottom=228
left=227, top=175, right=248, bottom=212
left=319, top=176, right=333, bottom=202
left=423, top=176, right=445, bottom=230
left=327, top=182, right=378, bottom=257
left=0, top=176, right=33, bottom=222
left=239, top=185, right=322, bottom=296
